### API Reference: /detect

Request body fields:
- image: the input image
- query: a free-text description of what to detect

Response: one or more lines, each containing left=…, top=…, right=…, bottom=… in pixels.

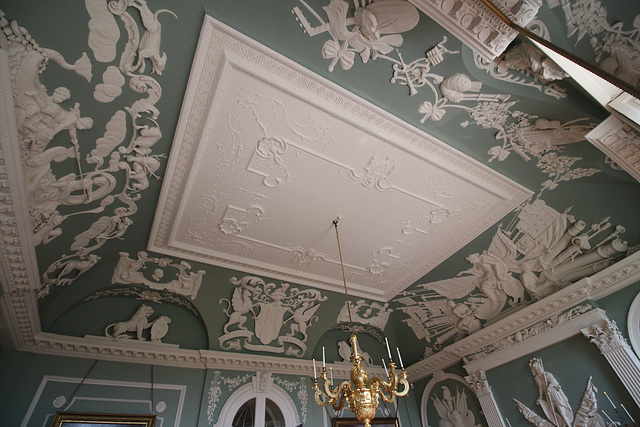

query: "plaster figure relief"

left=337, top=300, right=392, bottom=330
left=395, top=198, right=629, bottom=353
left=104, top=304, right=172, bottom=342
left=112, top=251, right=205, bottom=300
left=432, top=386, right=479, bottom=427
left=219, top=276, right=326, bottom=356
left=3, top=2, right=174, bottom=298
left=514, top=358, right=605, bottom=427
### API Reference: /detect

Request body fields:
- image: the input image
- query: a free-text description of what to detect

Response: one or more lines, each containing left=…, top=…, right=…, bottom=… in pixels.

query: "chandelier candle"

left=311, top=219, right=410, bottom=427
left=396, top=347, right=404, bottom=370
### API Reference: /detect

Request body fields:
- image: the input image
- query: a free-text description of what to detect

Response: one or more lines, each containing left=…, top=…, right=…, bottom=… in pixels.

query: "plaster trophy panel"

left=149, top=16, right=531, bottom=300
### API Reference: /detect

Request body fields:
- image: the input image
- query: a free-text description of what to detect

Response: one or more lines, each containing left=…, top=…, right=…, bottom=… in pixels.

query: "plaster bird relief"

left=337, top=340, right=373, bottom=365
left=336, top=300, right=392, bottom=329
left=219, top=276, right=326, bottom=356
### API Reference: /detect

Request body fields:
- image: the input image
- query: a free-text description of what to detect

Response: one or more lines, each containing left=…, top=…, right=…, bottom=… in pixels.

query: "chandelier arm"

left=313, top=381, right=335, bottom=407
left=321, top=373, right=341, bottom=400
left=394, top=373, right=410, bottom=397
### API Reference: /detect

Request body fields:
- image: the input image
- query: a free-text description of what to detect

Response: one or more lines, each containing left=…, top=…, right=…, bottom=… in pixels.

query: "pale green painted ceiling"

left=1, top=0, right=639, bottom=367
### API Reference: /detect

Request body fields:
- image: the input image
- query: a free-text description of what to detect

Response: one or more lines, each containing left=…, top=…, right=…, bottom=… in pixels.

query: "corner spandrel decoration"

left=2, top=0, right=176, bottom=297
left=219, top=276, right=327, bottom=356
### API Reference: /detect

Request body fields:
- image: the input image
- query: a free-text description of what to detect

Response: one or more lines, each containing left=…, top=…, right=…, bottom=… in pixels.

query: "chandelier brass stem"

left=313, top=220, right=409, bottom=427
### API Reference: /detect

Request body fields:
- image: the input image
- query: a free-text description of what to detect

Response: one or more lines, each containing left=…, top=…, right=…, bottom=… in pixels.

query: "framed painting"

left=51, top=412, right=156, bottom=427
left=332, top=418, right=399, bottom=427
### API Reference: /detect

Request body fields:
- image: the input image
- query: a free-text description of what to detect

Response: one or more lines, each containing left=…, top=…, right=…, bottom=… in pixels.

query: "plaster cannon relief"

left=395, top=198, right=630, bottom=355
left=219, top=276, right=327, bottom=357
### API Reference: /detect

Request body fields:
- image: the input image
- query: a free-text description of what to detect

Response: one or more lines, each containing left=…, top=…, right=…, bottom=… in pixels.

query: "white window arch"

left=215, top=372, right=300, bottom=427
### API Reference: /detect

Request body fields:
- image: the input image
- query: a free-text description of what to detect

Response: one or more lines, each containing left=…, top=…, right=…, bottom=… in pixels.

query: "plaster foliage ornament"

left=581, top=319, right=629, bottom=353
left=112, top=251, right=206, bottom=300
left=52, top=396, right=67, bottom=409
left=549, top=0, right=640, bottom=87
left=207, top=371, right=254, bottom=424
left=463, top=304, right=593, bottom=363
left=338, top=340, right=373, bottom=365
left=273, top=376, right=309, bottom=424
left=432, top=386, right=480, bottom=427
left=290, top=247, right=331, bottom=267
left=514, top=359, right=605, bottom=427
left=292, top=0, right=420, bottom=72
left=395, top=197, right=629, bottom=352
left=330, top=323, right=386, bottom=345
left=85, top=286, right=200, bottom=316
left=337, top=300, right=392, bottom=329
left=104, top=304, right=172, bottom=342
left=218, top=276, right=327, bottom=356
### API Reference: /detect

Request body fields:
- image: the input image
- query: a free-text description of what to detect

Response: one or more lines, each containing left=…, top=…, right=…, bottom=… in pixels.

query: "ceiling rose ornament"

left=312, top=219, right=409, bottom=427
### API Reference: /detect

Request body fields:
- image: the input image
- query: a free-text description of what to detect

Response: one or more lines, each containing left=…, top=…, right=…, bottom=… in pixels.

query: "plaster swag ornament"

left=112, top=251, right=205, bottom=300
left=218, top=276, right=326, bottom=356
left=396, top=198, right=628, bottom=352
left=514, top=358, right=605, bottom=427
left=104, top=304, right=171, bottom=342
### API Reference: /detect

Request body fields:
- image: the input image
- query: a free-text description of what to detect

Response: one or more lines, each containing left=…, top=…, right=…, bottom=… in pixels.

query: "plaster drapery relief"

left=514, top=358, right=605, bottom=427
left=549, top=0, right=640, bottom=88
left=432, top=386, right=480, bottom=427
left=395, top=197, right=629, bottom=354
left=3, top=2, right=174, bottom=296
left=112, top=251, right=205, bottom=300
left=336, top=300, right=392, bottom=329
left=104, top=304, right=171, bottom=342
left=218, top=276, right=326, bottom=356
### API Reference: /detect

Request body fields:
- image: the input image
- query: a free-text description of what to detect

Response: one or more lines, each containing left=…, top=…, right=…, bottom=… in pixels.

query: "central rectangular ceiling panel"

left=149, top=16, right=532, bottom=301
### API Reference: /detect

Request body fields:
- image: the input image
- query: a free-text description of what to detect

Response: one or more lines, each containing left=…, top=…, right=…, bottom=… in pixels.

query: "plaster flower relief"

left=219, top=276, right=326, bottom=356
left=394, top=197, right=629, bottom=353
left=111, top=251, right=206, bottom=300
left=273, top=376, right=309, bottom=423
left=207, top=371, right=254, bottom=424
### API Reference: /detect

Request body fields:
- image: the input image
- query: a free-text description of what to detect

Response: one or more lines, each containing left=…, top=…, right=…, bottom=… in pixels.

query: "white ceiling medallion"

left=148, top=15, right=532, bottom=301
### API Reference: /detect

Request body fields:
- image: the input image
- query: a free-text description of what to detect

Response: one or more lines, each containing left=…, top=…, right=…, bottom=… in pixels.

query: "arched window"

left=216, top=372, right=299, bottom=427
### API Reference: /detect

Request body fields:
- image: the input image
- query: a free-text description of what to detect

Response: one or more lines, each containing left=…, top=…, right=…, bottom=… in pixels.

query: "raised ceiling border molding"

left=586, top=114, right=640, bottom=183
left=0, top=50, right=43, bottom=349
left=147, top=15, right=532, bottom=301
left=408, top=0, right=542, bottom=61
left=406, top=250, right=640, bottom=381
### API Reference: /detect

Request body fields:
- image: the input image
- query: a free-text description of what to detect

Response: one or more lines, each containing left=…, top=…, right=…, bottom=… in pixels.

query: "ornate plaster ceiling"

left=149, top=18, right=531, bottom=300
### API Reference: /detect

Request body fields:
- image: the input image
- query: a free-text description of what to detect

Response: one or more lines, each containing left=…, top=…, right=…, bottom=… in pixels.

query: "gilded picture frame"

left=332, top=417, right=399, bottom=427
left=51, top=411, right=156, bottom=427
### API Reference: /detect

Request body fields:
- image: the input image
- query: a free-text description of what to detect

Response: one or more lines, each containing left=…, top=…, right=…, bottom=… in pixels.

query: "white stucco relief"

left=104, top=304, right=172, bottom=343
left=111, top=251, right=205, bottom=300
left=432, top=386, right=479, bottom=427
left=2, top=3, right=174, bottom=297
left=336, top=300, right=392, bottom=329
left=395, top=197, right=629, bottom=355
left=549, top=0, right=640, bottom=88
left=219, top=276, right=326, bottom=356
left=514, top=357, right=605, bottom=427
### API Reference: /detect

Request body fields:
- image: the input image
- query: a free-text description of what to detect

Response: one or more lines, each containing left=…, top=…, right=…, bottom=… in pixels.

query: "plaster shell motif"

left=395, top=197, right=629, bottom=354
left=111, top=251, right=206, bottom=300
left=218, top=276, right=327, bottom=357
left=2, top=2, right=174, bottom=296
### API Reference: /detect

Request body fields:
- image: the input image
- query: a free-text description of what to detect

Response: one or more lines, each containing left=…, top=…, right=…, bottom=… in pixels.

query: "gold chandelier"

left=312, top=219, right=409, bottom=427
